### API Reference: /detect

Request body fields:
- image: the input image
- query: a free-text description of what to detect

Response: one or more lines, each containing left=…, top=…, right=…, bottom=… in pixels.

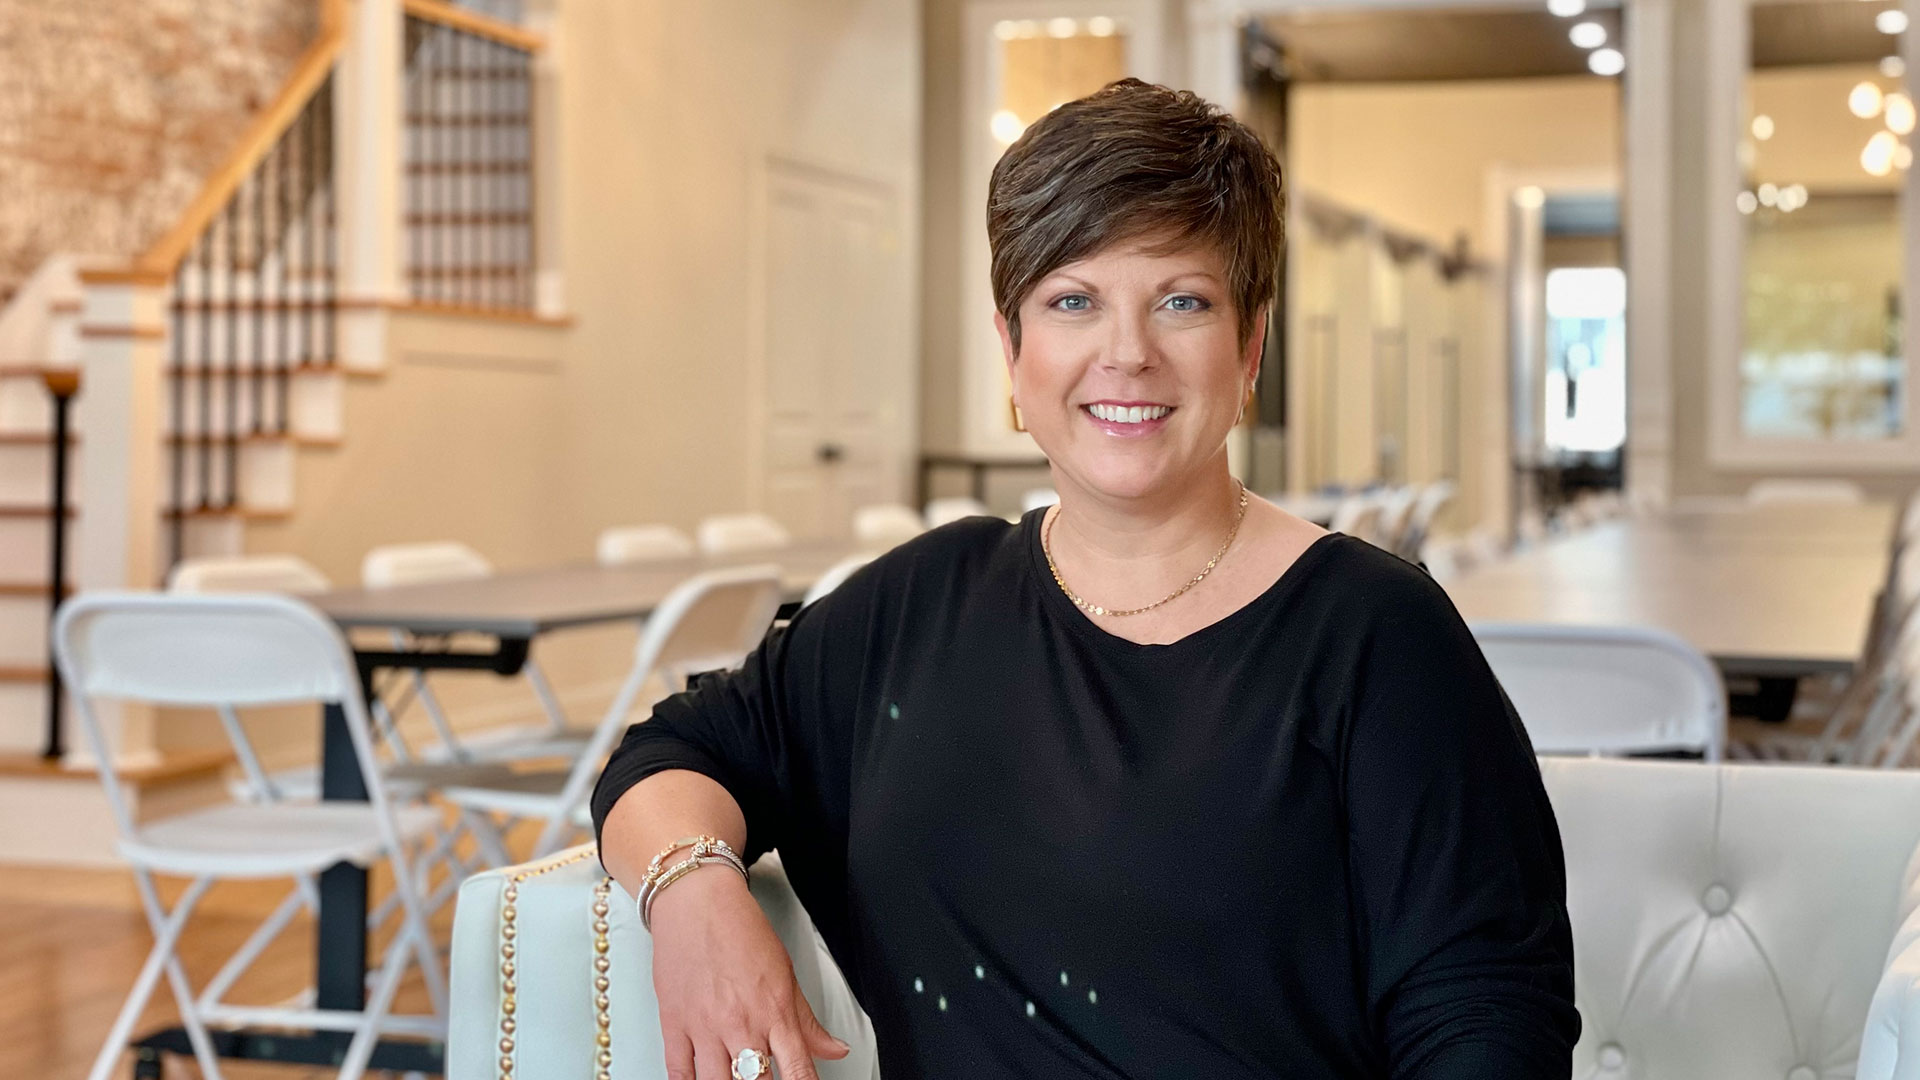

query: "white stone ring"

left=731, top=1047, right=771, bottom=1080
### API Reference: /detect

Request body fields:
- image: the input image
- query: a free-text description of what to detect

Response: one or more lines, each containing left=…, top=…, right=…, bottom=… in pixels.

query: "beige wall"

left=1290, top=76, right=1621, bottom=256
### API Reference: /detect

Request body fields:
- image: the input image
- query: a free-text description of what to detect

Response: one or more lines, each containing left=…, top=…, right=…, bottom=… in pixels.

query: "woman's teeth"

left=1086, top=404, right=1172, bottom=424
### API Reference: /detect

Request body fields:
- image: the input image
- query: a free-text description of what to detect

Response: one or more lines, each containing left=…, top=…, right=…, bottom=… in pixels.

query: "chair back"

left=596, top=525, right=695, bottom=567
left=924, top=496, right=990, bottom=528
left=695, top=513, right=791, bottom=556
left=1329, top=495, right=1385, bottom=547
left=851, top=504, right=924, bottom=549
left=1400, top=481, right=1456, bottom=558
left=167, top=554, right=332, bottom=595
left=1542, top=757, right=1920, bottom=1080
left=1472, top=622, right=1726, bottom=760
left=1374, top=486, right=1420, bottom=555
left=52, top=592, right=398, bottom=836
left=363, top=541, right=494, bottom=587
left=549, top=567, right=785, bottom=832
left=804, top=555, right=875, bottom=608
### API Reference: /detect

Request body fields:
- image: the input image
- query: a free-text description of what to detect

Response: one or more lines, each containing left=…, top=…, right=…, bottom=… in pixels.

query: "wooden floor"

left=0, top=859, right=457, bottom=1080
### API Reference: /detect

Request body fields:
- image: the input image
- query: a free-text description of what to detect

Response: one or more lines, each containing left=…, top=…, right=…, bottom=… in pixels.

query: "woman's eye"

left=1054, top=294, right=1092, bottom=312
left=1165, top=295, right=1210, bottom=313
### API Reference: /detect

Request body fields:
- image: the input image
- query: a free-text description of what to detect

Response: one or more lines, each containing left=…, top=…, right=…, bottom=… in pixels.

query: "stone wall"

left=0, top=0, right=319, bottom=305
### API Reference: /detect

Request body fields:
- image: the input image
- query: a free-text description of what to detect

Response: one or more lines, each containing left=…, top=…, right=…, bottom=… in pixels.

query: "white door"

left=759, top=161, right=910, bottom=539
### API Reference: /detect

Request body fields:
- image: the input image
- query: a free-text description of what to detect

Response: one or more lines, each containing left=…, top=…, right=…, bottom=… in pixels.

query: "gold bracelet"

left=639, top=838, right=749, bottom=930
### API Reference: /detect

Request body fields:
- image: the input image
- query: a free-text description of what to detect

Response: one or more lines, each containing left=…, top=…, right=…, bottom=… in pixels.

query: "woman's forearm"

left=600, top=768, right=752, bottom=904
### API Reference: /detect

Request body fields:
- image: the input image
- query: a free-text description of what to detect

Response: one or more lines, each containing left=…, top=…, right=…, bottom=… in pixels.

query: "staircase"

left=0, top=0, right=551, bottom=847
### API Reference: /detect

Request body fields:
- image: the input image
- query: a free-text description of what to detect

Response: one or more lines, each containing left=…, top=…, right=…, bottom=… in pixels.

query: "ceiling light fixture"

left=1851, top=80, right=1886, bottom=118
left=1888, top=91, right=1916, bottom=133
left=1752, top=114, right=1776, bottom=140
left=1588, top=48, right=1625, bottom=76
left=1570, top=21, right=1607, bottom=47
left=1877, top=9, right=1909, bottom=34
left=1547, top=0, right=1586, bottom=16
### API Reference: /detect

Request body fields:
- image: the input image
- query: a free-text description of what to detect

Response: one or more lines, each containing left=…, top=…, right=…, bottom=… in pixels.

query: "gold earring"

left=1009, top=396, right=1027, bottom=433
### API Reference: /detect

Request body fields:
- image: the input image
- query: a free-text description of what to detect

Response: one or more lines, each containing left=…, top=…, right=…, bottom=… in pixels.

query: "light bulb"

left=1588, top=48, right=1625, bottom=76
left=991, top=110, right=1024, bottom=144
left=1547, top=0, right=1586, bottom=16
left=1570, top=21, right=1607, bottom=47
left=1088, top=16, right=1116, bottom=36
left=1736, top=191, right=1759, bottom=215
left=1877, top=9, right=1909, bottom=34
left=1863, top=130, right=1899, bottom=176
left=1751, top=114, right=1775, bottom=140
left=1851, top=80, right=1886, bottom=118
left=1883, top=56, right=1907, bottom=79
left=1888, top=91, right=1916, bottom=134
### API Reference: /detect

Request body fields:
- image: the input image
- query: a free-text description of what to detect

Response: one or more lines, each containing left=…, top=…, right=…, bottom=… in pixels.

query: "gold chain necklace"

left=1042, top=481, right=1250, bottom=618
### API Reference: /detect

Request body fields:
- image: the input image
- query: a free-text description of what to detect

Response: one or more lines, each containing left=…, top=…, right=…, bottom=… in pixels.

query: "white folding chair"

left=1472, top=622, right=1727, bottom=760
left=361, top=541, right=580, bottom=764
left=53, top=592, right=446, bottom=1080
left=1329, top=493, right=1386, bottom=548
left=1417, top=537, right=1466, bottom=583
left=167, top=554, right=332, bottom=596
left=1747, top=478, right=1867, bottom=505
left=925, top=496, right=990, bottom=528
left=440, top=566, right=786, bottom=860
left=696, top=513, right=792, bottom=556
left=167, top=555, right=343, bottom=801
left=1374, top=486, right=1421, bottom=557
left=852, top=503, right=925, bottom=549
left=1021, top=488, right=1059, bottom=514
left=596, top=524, right=696, bottom=566
left=1399, top=481, right=1456, bottom=561
left=804, top=554, right=876, bottom=608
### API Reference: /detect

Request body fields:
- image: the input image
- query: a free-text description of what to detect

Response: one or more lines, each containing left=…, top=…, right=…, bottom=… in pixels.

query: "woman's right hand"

left=648, top=867, right=852, bottom=1080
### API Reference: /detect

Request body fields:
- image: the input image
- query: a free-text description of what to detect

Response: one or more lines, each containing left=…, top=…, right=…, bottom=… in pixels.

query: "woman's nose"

left=1100, top=312, right=1157, bottom=375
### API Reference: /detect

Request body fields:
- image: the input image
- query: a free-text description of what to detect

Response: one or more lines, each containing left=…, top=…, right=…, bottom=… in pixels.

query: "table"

left=1443, top=503, right=1895, bottom=677
left=128, top=543, right=860, bottom=1076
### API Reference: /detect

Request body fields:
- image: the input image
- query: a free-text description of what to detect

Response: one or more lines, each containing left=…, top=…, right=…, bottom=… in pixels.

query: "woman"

left=593, top=78, right=1578, bottom=1079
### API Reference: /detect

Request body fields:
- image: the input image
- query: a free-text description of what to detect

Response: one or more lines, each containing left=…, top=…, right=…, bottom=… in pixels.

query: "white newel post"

left=70, top=268, right=169, bottom=768
left=335, top=0, right=403, bottom=373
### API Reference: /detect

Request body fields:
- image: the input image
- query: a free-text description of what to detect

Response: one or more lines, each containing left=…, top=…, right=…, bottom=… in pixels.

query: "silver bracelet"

left=638, top=838, right=749, bottom=930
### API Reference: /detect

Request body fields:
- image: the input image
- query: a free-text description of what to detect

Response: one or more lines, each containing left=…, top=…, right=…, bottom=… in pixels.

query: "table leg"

left=316, top=697, right=369, bottom=1018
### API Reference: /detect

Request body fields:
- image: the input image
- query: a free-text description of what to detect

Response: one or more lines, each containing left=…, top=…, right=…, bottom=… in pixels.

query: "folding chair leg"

left=198, top=882, right=312, bottom=1012
left=523, top=657, right=571, bottom=735
left=89, top=876, right=214, bottom=1080
left=462, top=808, right=514, bottom=868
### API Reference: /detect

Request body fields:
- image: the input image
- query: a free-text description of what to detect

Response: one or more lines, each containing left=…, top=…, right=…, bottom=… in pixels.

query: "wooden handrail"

left=402, top=0, right=546, bottom=52
left=134, top=0, right=349, bottom=277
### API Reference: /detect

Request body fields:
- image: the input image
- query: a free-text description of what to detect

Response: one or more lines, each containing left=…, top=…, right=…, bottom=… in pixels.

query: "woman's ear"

left=1242, top=304, right=1270, bottom=385
left=994, top=309, right=1017, bottom=382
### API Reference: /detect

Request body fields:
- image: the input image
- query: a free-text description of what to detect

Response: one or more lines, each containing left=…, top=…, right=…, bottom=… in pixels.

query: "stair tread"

left=0, top=747, right=233, bottom=784
left=0, top=582, right=69, bottom=598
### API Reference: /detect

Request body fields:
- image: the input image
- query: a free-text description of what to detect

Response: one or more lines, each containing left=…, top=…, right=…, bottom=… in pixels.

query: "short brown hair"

left=988, top=78, right=1286, bottom=355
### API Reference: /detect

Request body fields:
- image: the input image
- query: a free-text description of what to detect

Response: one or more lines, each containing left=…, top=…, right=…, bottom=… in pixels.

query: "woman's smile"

left=1081, top=400, right=1176, bottom=437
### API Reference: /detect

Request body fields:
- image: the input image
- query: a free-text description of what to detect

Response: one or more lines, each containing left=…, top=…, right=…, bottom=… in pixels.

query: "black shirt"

left=592, top=514, right=1579, bottom=1078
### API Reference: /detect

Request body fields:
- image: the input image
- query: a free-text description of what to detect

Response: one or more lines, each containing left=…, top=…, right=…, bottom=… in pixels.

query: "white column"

left=335, top=0, right=403, bottom=373
left=71, top=269, right=169, bottom=767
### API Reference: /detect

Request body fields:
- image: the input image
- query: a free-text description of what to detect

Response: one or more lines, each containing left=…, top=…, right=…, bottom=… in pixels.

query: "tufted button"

left=1787, top=1068, right=1817, bottom=1080
left=1598, top=1043, right=1626, bottom=1070
left=1702, top=883, right=1734, bottom=916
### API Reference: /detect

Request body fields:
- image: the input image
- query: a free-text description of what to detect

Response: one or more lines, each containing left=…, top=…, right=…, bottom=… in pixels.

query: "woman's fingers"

left=663, top=1030, right=697, bottom=1080
left=769, top=1022, right=824, bottom=1080
left=793, top=994, right=851, bottom=1060
left=694, top=1035, right=736, bottom=1080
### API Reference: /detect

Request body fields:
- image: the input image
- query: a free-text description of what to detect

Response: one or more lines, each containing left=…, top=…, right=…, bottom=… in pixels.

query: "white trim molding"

left=1703, top=0, right=1920, bottom=471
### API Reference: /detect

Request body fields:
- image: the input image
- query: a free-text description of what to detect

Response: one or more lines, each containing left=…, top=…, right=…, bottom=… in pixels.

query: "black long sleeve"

left=592, top=515, right=1578, bottom=1078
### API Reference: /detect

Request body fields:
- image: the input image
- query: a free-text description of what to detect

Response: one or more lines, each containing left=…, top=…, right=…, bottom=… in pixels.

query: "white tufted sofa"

left=449, top=759, right=1920, bottom=1079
